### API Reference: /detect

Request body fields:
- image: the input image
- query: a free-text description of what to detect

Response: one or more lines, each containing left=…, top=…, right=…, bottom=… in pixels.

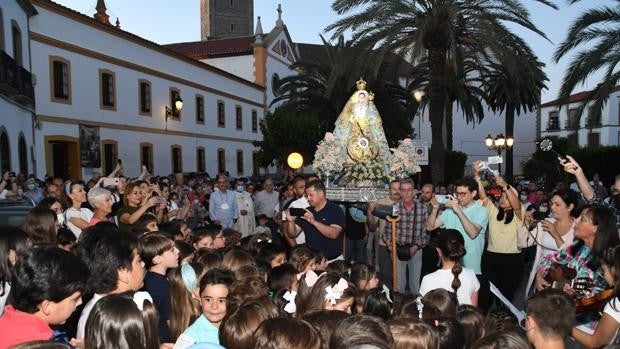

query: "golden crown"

left=356, top=78, right=367, bottom=91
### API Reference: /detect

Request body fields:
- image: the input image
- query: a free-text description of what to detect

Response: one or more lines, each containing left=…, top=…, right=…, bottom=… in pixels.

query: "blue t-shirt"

left=180, top=314, right=219, bottom=345
left=143, top=271, right=171, bottom=342
left=440, top=201, right=488, bottom=274
left=296, top=201, right=345, bottom=260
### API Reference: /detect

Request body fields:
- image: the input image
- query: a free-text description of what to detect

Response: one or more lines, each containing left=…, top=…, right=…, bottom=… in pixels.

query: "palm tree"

left=554, top=0, right=620, bottom=125
left=272, top=35, right=414, bottom=146
left=326, top=0, right=554, bottom=183
left=482, top=47, right=548, bottom=180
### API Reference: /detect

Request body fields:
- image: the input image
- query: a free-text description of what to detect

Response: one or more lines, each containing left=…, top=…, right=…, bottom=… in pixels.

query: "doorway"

left=45, top=136, right=80, bottom=180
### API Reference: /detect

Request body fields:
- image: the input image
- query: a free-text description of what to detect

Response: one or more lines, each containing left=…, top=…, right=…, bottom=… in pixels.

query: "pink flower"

left=402, top=138, right=413, bottom=146
left=324, top=156, right=335, bottom=163
left=325, top=132, right=335, bottom=142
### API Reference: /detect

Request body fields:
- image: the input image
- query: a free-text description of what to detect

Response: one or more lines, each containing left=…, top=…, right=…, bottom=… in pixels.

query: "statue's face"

left=358, top=92, right=367, bottom=104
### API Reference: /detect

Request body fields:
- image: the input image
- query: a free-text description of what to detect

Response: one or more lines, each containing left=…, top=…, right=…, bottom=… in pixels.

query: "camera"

left=533, top=210, right=549, bottom=221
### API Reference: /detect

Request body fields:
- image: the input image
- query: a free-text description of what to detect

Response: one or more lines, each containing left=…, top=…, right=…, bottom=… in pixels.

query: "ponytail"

left=451, top=260, right=462, bottom=293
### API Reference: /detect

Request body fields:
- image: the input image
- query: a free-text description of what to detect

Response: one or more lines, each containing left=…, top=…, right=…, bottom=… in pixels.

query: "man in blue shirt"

left=285, top=180, right=345, bottom=261
left=209, top=175, right=238, bottom=229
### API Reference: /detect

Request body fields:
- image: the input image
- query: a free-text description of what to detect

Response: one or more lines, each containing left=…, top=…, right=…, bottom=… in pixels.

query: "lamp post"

left=484, top=134, right=513, bottom=175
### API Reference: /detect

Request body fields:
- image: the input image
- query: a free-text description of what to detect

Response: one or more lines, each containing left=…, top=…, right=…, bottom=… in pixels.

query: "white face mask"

left=520, top=195, right=527, bottom=202
left=57, top=213, right=65, bottom=226
left=27, top=183, right=36, bottom=190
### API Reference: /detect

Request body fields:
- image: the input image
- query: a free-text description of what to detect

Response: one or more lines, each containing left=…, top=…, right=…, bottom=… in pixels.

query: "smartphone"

left=435, top=194, right=453, bottom=205
left=103, top=177, right=120, bottom=187
left=289, top=207, right=309, bottom=217
left=117, top=158, right=122, bottom=165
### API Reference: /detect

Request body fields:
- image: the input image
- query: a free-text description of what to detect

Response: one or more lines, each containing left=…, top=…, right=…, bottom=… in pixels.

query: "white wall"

left=0, top=98, right=33, bottom=174
left=202, top=55, right=254, bottom=82
left=0, top=0, right=31, bottom=67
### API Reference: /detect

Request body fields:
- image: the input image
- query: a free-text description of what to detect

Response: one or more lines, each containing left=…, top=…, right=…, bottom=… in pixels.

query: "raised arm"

left=560, top=155, right=595, bottom=201
left=472, top=161, right=488, bottom=203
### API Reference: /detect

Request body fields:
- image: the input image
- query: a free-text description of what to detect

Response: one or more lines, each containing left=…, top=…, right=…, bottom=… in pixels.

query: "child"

left=419, top=229, right=480, bottom=306
left=456, top=305, right=485, bottom=349
left=0, top=226, right=29, bottom=316
left=255, top=214, right=271, bottom=234
left=176, top=268, right=235, bottom=346
left=290, top=246, right=317, bottom=273
left=191, top=225, right=226, bottom=250
left=362, top=287, right=393, bottom=320
left=525, top=288, right=575, bottom=349
left=56, top=227, right=77, bottom=252
left=296, top=271, right=356, bottom=316
left=330, top=314, right=394, bottom=348
left=84, top=291, right=159, bottom=349
left=350, top=263, right=380, bottom=291
left=168, top=262, right=205, bottom=342
left=140, top=233, right=179, bottom=343
left=253, top=317, right=322, bottom=349
left=0, top=246, right=88, bottom=347
left=256, top=243, right=287, bottom=269
left=219, top=297, right=280, bottom=349
left=426, top=317, right=466, bottom=349
left=389, top=319, right=437, bottom=349
left=76, top=229, right=144, bottom=340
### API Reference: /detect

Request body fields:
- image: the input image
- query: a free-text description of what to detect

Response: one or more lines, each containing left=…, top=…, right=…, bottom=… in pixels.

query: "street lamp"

left=287, top=152, right=303, bottom=170
left=484, top=133, right=514, bottom=175
left=165, top=96, right=184, bottom=120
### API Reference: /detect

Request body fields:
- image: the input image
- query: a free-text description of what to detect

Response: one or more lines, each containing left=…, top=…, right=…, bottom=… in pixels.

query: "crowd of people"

left=0, top=155, right=618, bottom=349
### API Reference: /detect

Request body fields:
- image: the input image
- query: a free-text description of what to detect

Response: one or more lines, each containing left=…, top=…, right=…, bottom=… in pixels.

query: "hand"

left=409, top=245, right=419, bottom=256
left=541, top=219, right=558, bottom=237
left=182, top=195, right=190, bottom=206
left=535, top=269, right=551, bottom=291
left=495, top=176, right=508, bottom=189
left=524, top=211, right=534, bottom=228
left=240, top=209, right=248, bottom=215
left=430, top=196, right=440, bottom=209
left=473, top=160, right=483, bottom=176
left=368, top=201, right=377, bottom=212
left=70, top=338, right=84, bottom=349
left=284, top=209, right=296, bottom=222
left=146, top=197, right=159, bottom=208
left=2, top=171, right=9, bottom=182
left=559, top=155, right=583, bottom=176
left=563, top=284, right=576, bottom=296
left=301, top=209, right=316, bottom=224
left=445, top=197, right=459, bottom=211
left=115, top=162, right=123, bottom=173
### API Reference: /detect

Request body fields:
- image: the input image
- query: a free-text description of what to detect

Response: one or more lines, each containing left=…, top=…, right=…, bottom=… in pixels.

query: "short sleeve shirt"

left=440, top=202, right=488, bottom=274
left=296, top=201, right=345, bottom=260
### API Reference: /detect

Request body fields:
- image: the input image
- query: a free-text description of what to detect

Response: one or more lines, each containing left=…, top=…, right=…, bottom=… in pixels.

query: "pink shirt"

left=0, top=306, right=53, bottom=347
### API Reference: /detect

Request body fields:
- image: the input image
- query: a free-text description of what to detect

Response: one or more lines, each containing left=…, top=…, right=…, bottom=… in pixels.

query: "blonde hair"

left=168, top=262, right=204, bottom=341
left=290, top=247, right=316, bottom=273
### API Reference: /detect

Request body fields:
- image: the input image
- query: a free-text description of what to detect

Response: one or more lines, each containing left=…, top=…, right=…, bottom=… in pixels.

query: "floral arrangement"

left=312, top=132, right=344, bottom=176
left=343, top=159, right=390, bottom=184
left=389, top=138, right=421, bottom=179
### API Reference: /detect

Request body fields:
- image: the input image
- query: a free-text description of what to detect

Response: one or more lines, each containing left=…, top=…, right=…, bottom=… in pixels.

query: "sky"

left=52, top=0, right=614, bottom=103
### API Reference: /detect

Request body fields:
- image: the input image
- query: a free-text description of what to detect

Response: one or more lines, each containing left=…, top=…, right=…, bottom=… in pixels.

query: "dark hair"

left=130, top=213, right=158, bottom=235
left=38, top=197, right=62, bottom=210
left=219, top=296, right=280, bottom=349
left=12, top=246, right=88, bottom=313
left=394, top=295, right=440, bottom=320
left=302, top=310, right=349, bottom=347
left=550, top=188, right=579, bottom=217
left=174, top=240, right=194, bottom=263
left=196, top=249, right=222, bottom=271
left=253, top=317, right=322, bottom=349
left=471, top=331, right=530, bottom=349
left=457, top=305, right=485, bottom=349
left=496, top=207, right=515, bottom=225
left=350, top=263, right=377, bottom=290
left=423, top=289, right=458, bottom=317
left=388, top=318, right=437, bottom=349
left=256, top=243, right=287, bottom=268
left=11, top=341, right=71, bottom=349
left=330, top=314, right=394, bottom=349
left=84, top=292, right=159, bottom=349
left=56, top=227, right=77, bottom=247
left=0, top=226, right=29, bottom=296
left=454, top=176, right=478, bottom=194
left=191, top=224, right=222, bottom=246
left=268, top=263, right=297, bottom=292
left=221, top=248, right=255, bottom=275
left=436, top=229, right=466, bottom=293
left=80, top=229, right=139, bottom=294
left=139, top=233, right=175, bottom=269
left=602, top=245, right=620, bottom=308
left=484, top=310, right=520, bottom=334
left=22, top=207, right=57, bottom=245
left=306, top=179, right=325, bottom=193
left=198, top=267, right=235, bottom=293
left=296, top=272, right=356, bottom=316
left=363, top=287, right=393, bottom=320
left=426, top=317, right=466, bottom=349
left=525, top=288, right=575, bottom=339
left=290, top=246, right=316, bottom=273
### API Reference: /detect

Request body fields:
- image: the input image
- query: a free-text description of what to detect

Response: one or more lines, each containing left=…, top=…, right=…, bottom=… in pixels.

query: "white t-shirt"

left=65, top=207, right=94, bottom=238
left=76, top=293, right=104, bottom=339
left=0, top=282, right=10, bottom=316
left=419, top=267, right=480, bottom=305
left=605, top=298, right=620, bottom=322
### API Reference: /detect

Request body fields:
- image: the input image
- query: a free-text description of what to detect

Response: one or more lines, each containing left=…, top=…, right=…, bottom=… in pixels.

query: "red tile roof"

left=541, top=86, right=620, bottom=108
left=164, top=36, right=255, bottom=59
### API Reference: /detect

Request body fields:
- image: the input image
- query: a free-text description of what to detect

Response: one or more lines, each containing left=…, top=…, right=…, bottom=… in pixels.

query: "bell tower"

left=200, top=0, right=254, bottom=40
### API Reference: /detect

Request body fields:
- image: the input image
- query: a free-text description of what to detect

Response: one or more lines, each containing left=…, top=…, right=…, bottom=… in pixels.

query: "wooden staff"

left=386, top=215, right=401, bottom=291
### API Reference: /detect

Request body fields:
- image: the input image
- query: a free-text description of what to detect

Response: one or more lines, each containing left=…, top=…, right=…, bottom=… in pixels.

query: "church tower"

left=200, top=0, right=254, bottom=40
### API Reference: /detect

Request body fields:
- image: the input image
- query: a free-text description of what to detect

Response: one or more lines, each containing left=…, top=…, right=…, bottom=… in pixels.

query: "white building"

left=540, top=87, right=620, bottom=147
left=0, top=0, right=36, bottom=175
left=28, top=0, right=267, bottom=180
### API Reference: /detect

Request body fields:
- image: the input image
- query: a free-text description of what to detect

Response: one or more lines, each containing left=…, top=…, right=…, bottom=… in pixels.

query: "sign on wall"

left=412, top=140, right=429, bottom=166
left=79, top=124, right=101, bottom=168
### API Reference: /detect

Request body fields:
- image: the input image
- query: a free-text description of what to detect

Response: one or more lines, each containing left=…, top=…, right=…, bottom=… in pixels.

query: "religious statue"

left=333, top=79, right=391, bottom=167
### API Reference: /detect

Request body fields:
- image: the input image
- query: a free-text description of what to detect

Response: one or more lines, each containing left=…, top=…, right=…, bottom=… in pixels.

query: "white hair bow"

left=283, top=290, right=297, bottom=314
left=325, top=278, right=348, bottom=305
left=382, top=285, right=393, bottom=303
left=415, top=296, right=424, bottom=319
left=133, top=291, right=153, bottom=311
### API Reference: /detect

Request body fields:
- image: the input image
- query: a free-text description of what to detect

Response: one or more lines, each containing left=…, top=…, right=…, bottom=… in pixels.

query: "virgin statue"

left=332, top=79, right=391, bottom=167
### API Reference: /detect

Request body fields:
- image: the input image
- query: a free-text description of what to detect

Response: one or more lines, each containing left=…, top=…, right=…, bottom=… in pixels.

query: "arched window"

left=18, top=134, right=27, bottom=175
left=0, top=129, right=10, bottom=173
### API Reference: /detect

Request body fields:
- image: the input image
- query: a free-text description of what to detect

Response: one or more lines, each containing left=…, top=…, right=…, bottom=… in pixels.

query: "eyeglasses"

left=454, top=192, right=470, bottom=197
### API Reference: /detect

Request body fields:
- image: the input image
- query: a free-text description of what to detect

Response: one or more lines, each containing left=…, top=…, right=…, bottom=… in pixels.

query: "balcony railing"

left=0, top=50, right=35, bottom=108
left=0, top=50, right=19, bottom=95
left=547, top=121, right=560, bottom=131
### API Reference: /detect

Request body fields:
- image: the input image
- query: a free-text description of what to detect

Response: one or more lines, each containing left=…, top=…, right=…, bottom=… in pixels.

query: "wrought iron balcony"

left=15, top=66, right=34, bottom=107
left=0, top=50, right=19, bottom=95
left=547, top=120, right=560, bottom=131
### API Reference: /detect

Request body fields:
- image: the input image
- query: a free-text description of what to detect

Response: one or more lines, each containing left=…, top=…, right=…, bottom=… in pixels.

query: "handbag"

left=396, top=244, right=413, bottom=261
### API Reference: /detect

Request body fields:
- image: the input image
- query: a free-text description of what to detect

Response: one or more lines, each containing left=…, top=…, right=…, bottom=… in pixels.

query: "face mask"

left=236, top=185, right=244, bottom=193
left=539, top=204, right=548, bottom=213
left=520, top=195, right=527, bottom=202
left=27, top=183, right=36, bottom=190
left=57, top=213, right=64, bottom=226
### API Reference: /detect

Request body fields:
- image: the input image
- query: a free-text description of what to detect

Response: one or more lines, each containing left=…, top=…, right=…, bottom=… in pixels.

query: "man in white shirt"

left=254, top=178, right=279, bottom=237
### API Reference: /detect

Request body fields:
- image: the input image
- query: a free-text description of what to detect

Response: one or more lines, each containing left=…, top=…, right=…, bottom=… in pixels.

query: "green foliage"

left=253, top=109, right=322, bottom=168
left=445, top=150, right=468, bottom=184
